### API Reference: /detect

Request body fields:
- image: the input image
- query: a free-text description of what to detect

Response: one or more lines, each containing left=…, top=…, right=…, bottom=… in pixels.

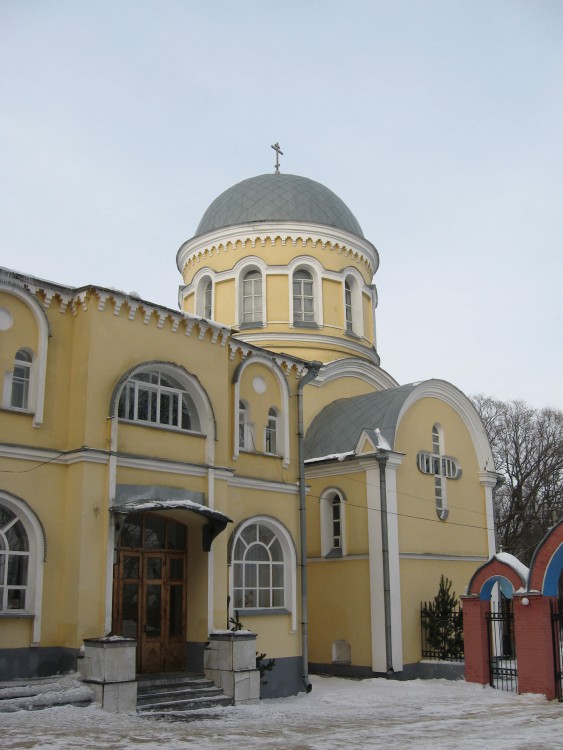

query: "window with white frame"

left=344, top=280, right=353, bottom=332
left=416, top=424, right=461, bottom=520
left=0, top=503, right=30, bottom=611
left=10, top=349, right=32, bottom=410
left=118, top=369, right=201, bottom=432
left=265, top=407, right=278, bottom=454
left=231, top=518, right=295, bottom=612
left=195, top=276, right=213, bottom=319
left=320, top=489, right=346, bottom=557
left=292, top=269, right=315, bottom=325
left=203, top=278, right=212, bottom=319
left=241, top=270, right=263, bottom=326
left=238, top=400, right=254, bottom=450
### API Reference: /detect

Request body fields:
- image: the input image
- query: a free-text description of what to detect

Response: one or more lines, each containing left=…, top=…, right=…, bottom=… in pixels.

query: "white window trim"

left=320, top=488, right=347, bottom=557
left=415, top=423, right=460, bottom=521
left=234, top=258, right=267, bottom=329
left=228, top=515, right=297, bottom=632
left=287, top=257, right=323, bottom=329
left=0, top=491, right=45, bottom=644
left=264, top=407, right=279, bottom=455
left=342, top=269, right=365, bottom=339
left=113, top=361, right=216, bottom=464
left=238, top=399, right=255, bottom=452
left=232, top=355, right=290, bottom=466
left=0, top=283, right=49, bottom=427
left=195, top=273, right=214, bottom=319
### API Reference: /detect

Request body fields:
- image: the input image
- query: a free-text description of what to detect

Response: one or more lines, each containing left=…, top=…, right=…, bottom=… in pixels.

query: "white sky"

left=3, top=674, right=563, bottom=749
left=1, top=1, right=561, bottom=409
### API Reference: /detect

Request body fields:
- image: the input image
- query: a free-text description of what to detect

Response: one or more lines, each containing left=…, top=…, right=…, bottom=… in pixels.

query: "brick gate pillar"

left=461, top=596, right=490, bottom=685
left=513, top=593, right=558, bottom=701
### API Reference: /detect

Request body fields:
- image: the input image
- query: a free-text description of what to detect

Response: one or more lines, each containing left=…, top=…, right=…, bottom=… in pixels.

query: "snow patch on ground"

left=1, top=675, right=562, bottom=749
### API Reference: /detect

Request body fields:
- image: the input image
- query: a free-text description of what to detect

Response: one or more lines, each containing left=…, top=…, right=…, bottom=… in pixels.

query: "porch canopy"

left=113, top=484, right=232, bottom=551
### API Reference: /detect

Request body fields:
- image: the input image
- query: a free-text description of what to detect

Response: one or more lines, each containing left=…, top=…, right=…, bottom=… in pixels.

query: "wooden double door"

left=113, top=514, right=188, bottom=673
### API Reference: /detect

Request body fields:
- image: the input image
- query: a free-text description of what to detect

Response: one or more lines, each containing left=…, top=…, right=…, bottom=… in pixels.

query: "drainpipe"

left=297, top=361, right=322, bottom=693
left=376, top=450, right=393, bottom=675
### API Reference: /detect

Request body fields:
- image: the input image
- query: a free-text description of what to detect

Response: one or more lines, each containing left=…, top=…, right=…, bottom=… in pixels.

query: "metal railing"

left=420, top=604, right=464, bottom=662
left=487, top=602, right=517, bottom=693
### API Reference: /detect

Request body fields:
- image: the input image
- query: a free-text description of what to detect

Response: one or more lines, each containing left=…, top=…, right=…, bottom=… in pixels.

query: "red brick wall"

left=467, top=559, right=524, bottom=597
left=462, top=597, right=491, bottom=685
left=514, top=594, right=558, bottom=701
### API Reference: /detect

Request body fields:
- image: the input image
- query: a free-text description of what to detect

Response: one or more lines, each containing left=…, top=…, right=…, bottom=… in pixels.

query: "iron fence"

left=420, top=603, right=464, bottom=662
left=487, top=601, right=517, bottom=693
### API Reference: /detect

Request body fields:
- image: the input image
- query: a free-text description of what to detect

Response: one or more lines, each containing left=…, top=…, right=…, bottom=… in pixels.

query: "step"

left=138, top=693, right=233, bottom=712
left=136, top=672, right=232, bottom=713
left=0, top=673, right=93, bottom=712
left=137, top=685, right=224, bottom=705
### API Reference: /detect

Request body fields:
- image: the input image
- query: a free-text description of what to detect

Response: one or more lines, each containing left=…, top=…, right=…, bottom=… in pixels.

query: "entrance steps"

left=0, top=673, right=93, bottom=712
left=136, top=672, right=233, bottom=715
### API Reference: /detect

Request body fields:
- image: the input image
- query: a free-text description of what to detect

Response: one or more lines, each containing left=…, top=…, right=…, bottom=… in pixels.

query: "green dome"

left=196, top=173, right=363, bottom=238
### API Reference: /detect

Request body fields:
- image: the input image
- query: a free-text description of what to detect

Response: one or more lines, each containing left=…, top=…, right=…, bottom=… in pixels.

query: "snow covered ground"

left=2, top=675, right=562, bottom=750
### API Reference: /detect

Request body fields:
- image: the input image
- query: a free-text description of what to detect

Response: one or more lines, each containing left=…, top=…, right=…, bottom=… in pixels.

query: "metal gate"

left=487, top=599, right=517, bottom=692
left=551, top=599, right=562, bottom=702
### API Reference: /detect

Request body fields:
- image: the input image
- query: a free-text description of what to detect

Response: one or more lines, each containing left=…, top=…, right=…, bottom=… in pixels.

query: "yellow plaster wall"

left=394, top=398, right=489, bottom=558
left=307, top=559, right=372, bottom=667
left=400, top=557, right=482, bottom=665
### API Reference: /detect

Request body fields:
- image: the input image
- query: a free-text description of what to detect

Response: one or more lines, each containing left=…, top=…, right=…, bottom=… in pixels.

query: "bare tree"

left=472, top=395, right=563, bottom=565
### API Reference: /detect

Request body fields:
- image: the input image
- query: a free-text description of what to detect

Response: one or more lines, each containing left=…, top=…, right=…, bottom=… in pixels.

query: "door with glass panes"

left=113, top=513, right=187, bottom=673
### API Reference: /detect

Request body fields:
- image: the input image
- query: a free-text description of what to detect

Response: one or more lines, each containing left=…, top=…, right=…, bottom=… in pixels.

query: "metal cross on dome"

left=271, top=142, right=283, bottom=174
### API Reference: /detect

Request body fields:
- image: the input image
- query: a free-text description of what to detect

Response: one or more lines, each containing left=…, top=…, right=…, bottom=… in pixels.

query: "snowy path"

left=2, top=676, right=562, bottom=750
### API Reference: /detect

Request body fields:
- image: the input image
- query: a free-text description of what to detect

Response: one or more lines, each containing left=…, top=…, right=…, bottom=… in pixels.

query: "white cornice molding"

left=0, top=268, right=232, bottom=349
left=227, top=474, right=300, bottom=494
left=399, top=552, right=488, bottom=562
left=0, top=444, right=237, bottom=480
left=176, top=221, right=379, bottom=277
left=235, top=331, right=380, bottom=363
left=312, top=358, right=398, bottom=390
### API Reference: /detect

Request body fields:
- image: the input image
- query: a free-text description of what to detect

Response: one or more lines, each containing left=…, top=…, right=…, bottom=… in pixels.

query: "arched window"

left=265, top=407, right=278, bottom=454
left=320, top=489, right=346, bottom=557
left=203, top=278, right=212, bottom=319
left=238, top=400, right=254, bottom=450
left=0, top=504, right=30, bottom=610
left=196, top=275, right=213, bottom=319
left=118, top=369, right=201, bottom=432
left=241, top=270, right=263, bottom=326
left=10, top=349, right=32, bottom=410
left=292, top=269, right=315, bottom=325
left=0, top=491, right=45, bottom=640
left=231, top=518, right=296, bottom=624
left=344, top=280, right=353, bottom=332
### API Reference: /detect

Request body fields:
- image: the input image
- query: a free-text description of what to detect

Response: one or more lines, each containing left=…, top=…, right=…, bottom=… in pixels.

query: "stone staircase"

left=136, top=672, right=233, bottom=716
left=0, top=673, right=93, bottom=712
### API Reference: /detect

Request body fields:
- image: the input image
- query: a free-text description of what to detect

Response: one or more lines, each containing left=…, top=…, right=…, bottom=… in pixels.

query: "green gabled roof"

left=304, top=383, right=418, bottom=460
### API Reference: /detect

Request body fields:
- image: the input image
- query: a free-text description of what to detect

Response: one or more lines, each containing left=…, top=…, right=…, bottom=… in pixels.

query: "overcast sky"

left=1, top=1, right=561, bottom=409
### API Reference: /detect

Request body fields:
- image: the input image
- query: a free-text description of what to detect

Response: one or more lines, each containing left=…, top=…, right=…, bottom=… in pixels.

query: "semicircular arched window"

left=118, top=369, right=201, bottom=433
left=0, top=504, right=30, bottom=611
left=292, top=269, right=315, bottom=325
left=10, top=349, right=33, bottom=410
left=241, top=269, right=263, bottom=327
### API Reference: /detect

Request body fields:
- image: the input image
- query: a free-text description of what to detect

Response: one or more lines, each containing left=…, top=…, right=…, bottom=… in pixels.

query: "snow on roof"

left=495, top=552, right=529, bottom=582
left=304, top=450, right=355, bottom=465
left=116, top=498, right=231, bottom=523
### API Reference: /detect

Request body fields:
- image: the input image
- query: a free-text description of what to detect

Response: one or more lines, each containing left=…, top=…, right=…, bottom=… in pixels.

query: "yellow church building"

left=0, top=166, right=497, bottom=696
